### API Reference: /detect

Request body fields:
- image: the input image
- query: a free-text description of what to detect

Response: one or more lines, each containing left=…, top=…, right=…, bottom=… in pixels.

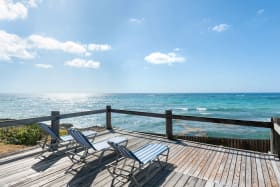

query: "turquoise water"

left=0, top=93, right=280, bottom=139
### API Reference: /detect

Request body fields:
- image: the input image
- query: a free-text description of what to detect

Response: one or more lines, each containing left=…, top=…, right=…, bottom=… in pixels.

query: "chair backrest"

left=68, top=128, right=94, bottom=149
left=39, top=123, right=61, bottom=140
left=108, top=141, right=140, bottom=163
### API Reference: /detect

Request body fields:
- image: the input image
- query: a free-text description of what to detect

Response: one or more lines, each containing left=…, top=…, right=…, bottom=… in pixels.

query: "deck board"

left=0, top=129, right=280, bottom=187
left=214, top=148, right=229, bottom=184
left=238, top=151, right=245, bottom=187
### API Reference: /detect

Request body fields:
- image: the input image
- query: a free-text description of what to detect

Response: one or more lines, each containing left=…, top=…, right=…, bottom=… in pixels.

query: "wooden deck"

left=0, top=129, right=280, bottom=187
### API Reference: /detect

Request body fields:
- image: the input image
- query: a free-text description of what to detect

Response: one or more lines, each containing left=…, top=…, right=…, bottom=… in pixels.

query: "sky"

left=0, top=0, right=280, bottom=93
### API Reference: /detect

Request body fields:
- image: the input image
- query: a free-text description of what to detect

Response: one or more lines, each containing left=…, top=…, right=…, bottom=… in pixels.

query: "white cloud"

left=0, top=0, right=39, bottom=20
left=129, top=18, right=144, bottom=24
left=65, top=58, right=100, bottom=69
left=144, top=52, right=185, bottom=65
left=27, top=0, right=39, bottom=8
left=35, top=63, right=53, bottom=69
left=212, top=24, right=230, bottom=32
left=0, top=30, right=111, bottom=64
left=257, top=9, right=264, bottom=15
left=0, top=30, right=34, bottom=60
left=85, top=52, right=91, bottom=56
left=88, top=44, right=111, bottom=51
left=173, top=48, right=181, bottom=52
left=29, top=35, right=87, bottom=54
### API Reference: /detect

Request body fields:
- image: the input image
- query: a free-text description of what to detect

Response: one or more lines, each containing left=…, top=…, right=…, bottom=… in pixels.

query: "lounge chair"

left=67, top=128, right=128, bottom=163
left=38, top=123, right=97, bottom=153
left=106, top=142, right=169, bottom=186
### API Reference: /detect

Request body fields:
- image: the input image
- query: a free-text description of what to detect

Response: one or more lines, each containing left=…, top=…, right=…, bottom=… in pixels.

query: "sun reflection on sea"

left=43, top=93, right=93, bottom=102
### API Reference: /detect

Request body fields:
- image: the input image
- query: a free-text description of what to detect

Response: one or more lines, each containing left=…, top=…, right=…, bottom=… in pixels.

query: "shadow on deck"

left=0, top=129, right=280, bottom=187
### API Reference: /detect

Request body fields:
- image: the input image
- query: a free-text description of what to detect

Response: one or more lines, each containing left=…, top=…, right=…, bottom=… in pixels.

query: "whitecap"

left=179, top=107, right=188, bottom=111
left=196, top=107, right=207, bottom=111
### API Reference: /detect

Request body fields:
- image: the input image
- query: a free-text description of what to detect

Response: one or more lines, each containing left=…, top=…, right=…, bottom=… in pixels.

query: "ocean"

left=0, top=93, right=280, bottom=139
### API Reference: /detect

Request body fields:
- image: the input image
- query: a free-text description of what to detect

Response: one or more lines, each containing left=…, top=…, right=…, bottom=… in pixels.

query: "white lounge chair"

left=106, top=141, right=169, bottom=186
left=38, top=123, right=96, bottom=153
left=67, top=128, right=128, bottom=163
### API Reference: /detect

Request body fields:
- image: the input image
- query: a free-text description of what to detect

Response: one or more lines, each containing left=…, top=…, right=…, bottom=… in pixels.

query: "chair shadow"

left=142, top=164, right=175, bottom=187
left=32, top=150, right=67, bottom=172
left=66, top=152, right=117, bottom=187
left=109, top=162, right=175, bottom=187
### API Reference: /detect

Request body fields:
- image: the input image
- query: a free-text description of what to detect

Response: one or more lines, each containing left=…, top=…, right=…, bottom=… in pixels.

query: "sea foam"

left=179, top=107, right=188, bottom=111
left=196, top=107, right=207, bottom=111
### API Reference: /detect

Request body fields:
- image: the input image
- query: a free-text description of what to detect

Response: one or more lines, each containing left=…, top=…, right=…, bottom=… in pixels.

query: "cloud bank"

left=29, top=35, right=87, bottom=55
left=0, top=30, right=34, bottom=60
left=0, top=30, right=111, bottom=62
left=0, top=0, right=39, bottom=20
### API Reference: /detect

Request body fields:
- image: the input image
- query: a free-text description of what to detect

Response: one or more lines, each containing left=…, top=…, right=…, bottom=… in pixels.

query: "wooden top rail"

left=0, top=116, right=55, bottom=128
left=111, top=109, right=166, bottom=118
left=172, top=114, right=273, bottom=128
left=0, top=109, right=106, bottom=128
left=111, top=108, right=272, bottom=128
left=59, top=109, right=106, bottom=119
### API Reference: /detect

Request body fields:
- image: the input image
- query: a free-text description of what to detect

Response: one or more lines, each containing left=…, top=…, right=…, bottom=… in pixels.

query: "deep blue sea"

left=1, top=93, right=280, bottom=139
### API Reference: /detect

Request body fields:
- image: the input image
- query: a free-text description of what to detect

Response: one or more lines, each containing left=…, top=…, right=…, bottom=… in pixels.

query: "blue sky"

left=0, top=0, right=279, bottom=93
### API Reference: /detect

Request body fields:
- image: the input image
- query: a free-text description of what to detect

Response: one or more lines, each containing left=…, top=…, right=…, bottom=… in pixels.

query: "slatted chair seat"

left=107, top=142, right=169, bottom=186
left=59, top=131, right=98, bottom=141
left=132, top=144, right=169, bottom=164
left=67, top=128, right=128, bottom=163
left=93, top=137, right=127, bottom=151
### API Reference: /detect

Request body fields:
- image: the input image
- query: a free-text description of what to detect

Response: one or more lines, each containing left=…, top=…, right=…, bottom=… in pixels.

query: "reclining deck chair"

left=67, top=128, right=128, bottom=163
left=39, top=123, right=97, bottom=154
left=106, top=142, right=169, bottom=186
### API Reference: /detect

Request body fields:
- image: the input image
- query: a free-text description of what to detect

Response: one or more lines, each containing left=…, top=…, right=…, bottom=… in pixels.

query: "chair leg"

left=82, top=148, right=89, bottom=158
left=145, top=162, right=152, bottom=179
left=41, top=137, right=48, bottom=149
left=130, top=173, right=141, bottom=187
left=156, top=157, right=163, bottom=168
left=97, top=150, right=105, bottom=166
left=164, top=148, right=169, bottom=167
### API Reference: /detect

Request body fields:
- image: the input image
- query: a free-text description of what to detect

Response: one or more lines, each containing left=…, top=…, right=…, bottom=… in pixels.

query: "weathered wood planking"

left=1, top=129, right=280, bottom=187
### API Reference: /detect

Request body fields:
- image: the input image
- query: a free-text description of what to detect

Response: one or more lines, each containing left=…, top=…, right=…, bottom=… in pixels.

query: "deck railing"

left=0, top=105, right=279, bottom=155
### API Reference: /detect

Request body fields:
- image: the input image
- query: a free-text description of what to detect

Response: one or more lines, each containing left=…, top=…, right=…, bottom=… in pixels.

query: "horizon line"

left=0, top=91, right=280, bottom=94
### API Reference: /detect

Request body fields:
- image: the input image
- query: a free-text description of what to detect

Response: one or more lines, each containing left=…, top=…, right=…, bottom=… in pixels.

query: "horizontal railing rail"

left=111, top=109, right=166, bottom=118
left=0, top=116, right=55, bottom=128
left=59, top=109, right=106, bottom=119
left=0, top=109, right=106, bottom=128
left=172, top=114, right=272, bottom=128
